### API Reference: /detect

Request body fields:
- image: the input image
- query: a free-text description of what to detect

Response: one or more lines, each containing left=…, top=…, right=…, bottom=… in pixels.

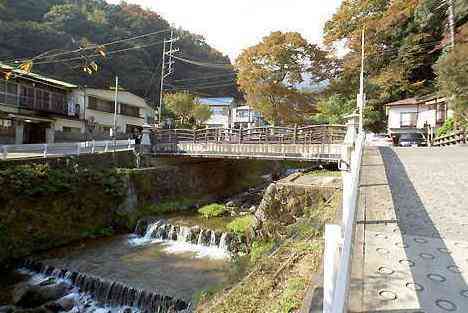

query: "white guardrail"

left=324, top=119, right=366, bottom=313
left=0, top=139, right=135, bottom=160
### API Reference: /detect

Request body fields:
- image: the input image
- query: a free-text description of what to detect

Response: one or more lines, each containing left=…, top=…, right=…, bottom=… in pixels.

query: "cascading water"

left=19, top=260, right=190, bottom=313
left=129, top=220, right=234, bottom=260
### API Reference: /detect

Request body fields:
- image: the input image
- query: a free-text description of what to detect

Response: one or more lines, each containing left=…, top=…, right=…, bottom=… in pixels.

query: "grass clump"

left=198, top=203, right=226, bottom=218
left=140, top=198, right=195, bottom=216
left=250, top=240, right=275, bottom=263
left=227, top=215, right=256, bottom=236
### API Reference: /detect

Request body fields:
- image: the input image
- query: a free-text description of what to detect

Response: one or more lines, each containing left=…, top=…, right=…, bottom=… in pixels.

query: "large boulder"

left=13, top=282, right=70, bottom=308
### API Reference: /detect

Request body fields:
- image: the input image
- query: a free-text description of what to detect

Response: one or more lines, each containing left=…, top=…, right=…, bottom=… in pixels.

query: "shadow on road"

left=379, top=146, right=468, bottom=312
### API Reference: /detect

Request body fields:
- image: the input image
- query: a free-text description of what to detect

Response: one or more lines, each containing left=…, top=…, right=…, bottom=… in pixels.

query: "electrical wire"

left=32, top=40, right=165, bottom=65
left=169, top=73, right=236, bottom=83
left=4, top=29, right=172, bottom=64
left=166, top=82, right=237, bottom=91
left=172, top=55, right=234, bottom=70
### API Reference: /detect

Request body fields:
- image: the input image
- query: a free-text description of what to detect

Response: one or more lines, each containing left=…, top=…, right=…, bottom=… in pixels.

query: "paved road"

left=353, top=146, right=468, bottom=313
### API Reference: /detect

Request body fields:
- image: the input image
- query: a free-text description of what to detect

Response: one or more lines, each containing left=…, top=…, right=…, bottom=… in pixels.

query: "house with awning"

left=0, top=63, right=80, bottom=144
left=385, top=94, right=453, bottom=142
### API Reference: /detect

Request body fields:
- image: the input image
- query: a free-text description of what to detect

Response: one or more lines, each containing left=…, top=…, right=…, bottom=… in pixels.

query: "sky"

left=107, top=0, right=343, bottom=61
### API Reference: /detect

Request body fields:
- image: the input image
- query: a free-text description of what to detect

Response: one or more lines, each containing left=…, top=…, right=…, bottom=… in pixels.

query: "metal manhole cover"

left=437, top=247, right=452, bottom=254
left=396, top=242, right=409, bottom=248
left=435, top=299, right=457, bottom=312
left=378, top=290, right=397, bottom=301
left=447, top=265, right=463, bottom=274
left=427, top=273, right=447, bottom=283
left=399, top=259, right=416, bottom=267
left=454, top=242, right=468, bottom=248
left=414, top=238, right=428, bottom=244
left=420, top=253, right=436, bottom=260
left=376, top=248, right=390, bottom=255
left=405, top=282, right=424, bottom=292
left=377, top=266, right=395, bottom=275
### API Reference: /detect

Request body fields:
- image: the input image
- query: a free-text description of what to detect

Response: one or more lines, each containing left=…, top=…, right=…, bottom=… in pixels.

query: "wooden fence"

left=432, top=129, right=467, bottom=147
left=153, top=125, right=347, bottom=145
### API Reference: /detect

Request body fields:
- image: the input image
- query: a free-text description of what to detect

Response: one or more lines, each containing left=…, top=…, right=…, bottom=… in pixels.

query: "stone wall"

left=0, top=156, right=279, bottom=269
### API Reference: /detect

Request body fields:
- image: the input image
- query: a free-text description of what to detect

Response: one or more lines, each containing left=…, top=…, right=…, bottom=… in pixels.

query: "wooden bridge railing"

left=432, top=129, right=467, bottom=147
left=153, top=125, right=346, bottom=145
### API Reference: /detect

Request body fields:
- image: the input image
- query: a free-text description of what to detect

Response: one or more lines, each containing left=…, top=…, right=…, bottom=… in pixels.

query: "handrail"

left=323, top=115, right=365, bottom=313
left=153, top=125, right=346, bottom=145
left=432, top=129, right=467, bottom=147
left=0, top=139, right=135, bottom=160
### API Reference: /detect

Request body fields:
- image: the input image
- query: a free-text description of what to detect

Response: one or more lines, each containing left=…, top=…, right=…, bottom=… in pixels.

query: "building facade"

left=0, top=63, right=79, bottom=144
left=71, top=88, right=153, bottom=140
left=199, top=97, right=235, bottom=128
left=231, top=105, right=265, bottom=129
left=386, top=95, right=453, bottom=139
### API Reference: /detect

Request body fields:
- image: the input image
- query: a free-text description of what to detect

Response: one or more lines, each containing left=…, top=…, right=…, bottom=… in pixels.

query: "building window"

left=436, top=103, right=446, bottom=124
left=35, top=89, right=51, bottom=111
left=5, top=81, right=18, bottom=106
left=19, top=85, right=34, bottom=108
left=237, top=110, right=249, bottom=118
left=0, top=118, right=14, bottom=137
left=51, top=93, right=66, bottom=114
left=211, top=107, right=227, bottom=115
left=400, top=112, right=417, bottom=128
left=88, top=96, right=114, bottom=113
left=63, top=126, right=81, bottom=133
left=120, top=103, right=140, bottom=117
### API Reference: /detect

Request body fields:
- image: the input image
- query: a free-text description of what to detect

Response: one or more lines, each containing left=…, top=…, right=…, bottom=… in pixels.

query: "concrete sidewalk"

left=351, top=146, right=468, bottom=313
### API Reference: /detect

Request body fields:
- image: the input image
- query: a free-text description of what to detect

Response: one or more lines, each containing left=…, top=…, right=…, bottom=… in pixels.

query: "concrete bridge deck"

left=352, top=146, right=468, bottom=312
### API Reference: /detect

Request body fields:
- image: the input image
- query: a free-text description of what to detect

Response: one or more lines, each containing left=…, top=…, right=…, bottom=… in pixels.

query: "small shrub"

left=250, top=240, right=275, bottom=263
left=140, top=198, right=195, bottom=216
left=437, top=117, right=455, bottom=137
left=227, top=215, right=256, bottom=236
left=198, top=203, right=226, bottom=218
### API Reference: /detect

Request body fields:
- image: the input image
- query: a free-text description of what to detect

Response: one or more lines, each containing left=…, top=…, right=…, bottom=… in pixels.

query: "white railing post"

left=76, top=143, right=81, bottom=155
left=91, top=140, right=96, bottom=153
left=43, top=144, right=48, bottom=158
left=1, top=145, right=7, bottom=160
left=128, top=138, right=132, bottom=149
left=105, top=141, right=109, bottom=152
left=323, top=224, right=342, bottom=313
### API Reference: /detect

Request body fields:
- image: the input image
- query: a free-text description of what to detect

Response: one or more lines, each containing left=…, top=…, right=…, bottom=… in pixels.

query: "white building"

left=386, top=95, right=453, bottom=139
left=71, top=88, right=153, bottom=139
left=0, top=63, right=80, bottom=144
left=199, top=97, right=235, bottom=128
left=231, top=105, right=265, bottom=129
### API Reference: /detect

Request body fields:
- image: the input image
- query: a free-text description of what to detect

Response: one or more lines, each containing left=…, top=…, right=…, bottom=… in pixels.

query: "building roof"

left=385, top=98, right=419, bottom=107
left=385, top=94, right=446, bottom=107
left=199, top=97, right=235, bottom=106
left=81, top=88, right=150, bottom=109
left=0, top=62, right=77, bottom=89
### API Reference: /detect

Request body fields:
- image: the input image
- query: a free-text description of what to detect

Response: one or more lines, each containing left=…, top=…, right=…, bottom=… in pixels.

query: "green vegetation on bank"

left=198, top=204, right=227, bottom=218
left=226, top=215, right=256, bottom=236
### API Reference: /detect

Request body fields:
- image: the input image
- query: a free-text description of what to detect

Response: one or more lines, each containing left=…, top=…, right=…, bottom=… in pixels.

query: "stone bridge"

left=149, top=125, right=347, bottom=162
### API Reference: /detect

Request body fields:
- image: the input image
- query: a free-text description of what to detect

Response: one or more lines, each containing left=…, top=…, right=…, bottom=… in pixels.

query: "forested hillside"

left=0, top=0, right=238, bottom=105
left=321, top=0, right=468, bottom=130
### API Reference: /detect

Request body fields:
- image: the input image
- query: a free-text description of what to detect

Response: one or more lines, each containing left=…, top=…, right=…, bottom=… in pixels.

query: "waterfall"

left=197, top=229, right=204, bottom=246
left=132, top=220, right=233, bottom=255
left=219, top=233, right=228, bottom=250
left=19, top=260, right=189, bottom=313
left=210, top=230, right=217, bottom=247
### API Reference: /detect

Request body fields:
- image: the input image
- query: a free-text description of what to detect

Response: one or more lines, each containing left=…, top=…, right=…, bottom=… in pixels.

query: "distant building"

left=0, top=63, right=80, bottom=144
left=231, top=105, right=266, bottom=129
left=72, top=88, right=153, bottom=140
left=199, top=97, right=235, bottom=128
left=385, top=94, right=453, bottom=140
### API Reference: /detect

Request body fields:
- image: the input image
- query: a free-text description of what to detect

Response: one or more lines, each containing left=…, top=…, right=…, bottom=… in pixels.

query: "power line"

left=167, top=81, right=237, bottom=91
left=172, top=55, right=234, bottom=70
left=4, top=29, right=172, bottom=64
left=169, top=73, right=236, bottom=83
left=32, top=40, right=166, bottom=65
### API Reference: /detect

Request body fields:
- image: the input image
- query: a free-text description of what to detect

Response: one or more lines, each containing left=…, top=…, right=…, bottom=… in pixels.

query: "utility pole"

left=358, top=28, right=366, bottom=133
left=113, top=75, right=119, bottom=140
left=158, top=30, right=179, bottom=126
left=448, top=0, right=455, bottom=49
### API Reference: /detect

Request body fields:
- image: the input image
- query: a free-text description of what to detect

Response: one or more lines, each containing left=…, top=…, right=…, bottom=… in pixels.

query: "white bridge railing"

left=0, top=139, right=135, bottom=160
left=323, top=115, right=365, bottom=313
